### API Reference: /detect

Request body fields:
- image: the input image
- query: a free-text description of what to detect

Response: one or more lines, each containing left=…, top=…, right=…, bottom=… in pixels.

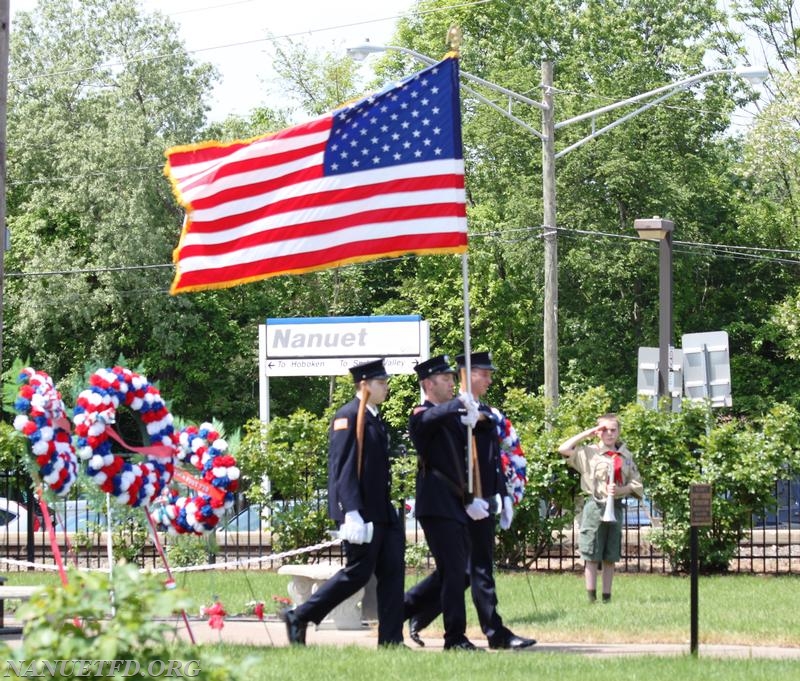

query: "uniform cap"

left=455, top=351, right=496, bottom=371
left=349, top=359, right=389, bottom=383
left=414, top=354, right=457, bottom=379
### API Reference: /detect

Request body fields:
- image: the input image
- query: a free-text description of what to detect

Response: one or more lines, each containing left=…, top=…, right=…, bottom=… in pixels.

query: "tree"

left=724, top=2, right=800, bottom=412
left=8, top=0, right=798, bottom=431
left=269, top=37, right=362, bottom=117
left=371, top=0, right=800, bottom=415
left=6, top=0, right=213, bottom=411
left=4, top=1, right=329, bottom=427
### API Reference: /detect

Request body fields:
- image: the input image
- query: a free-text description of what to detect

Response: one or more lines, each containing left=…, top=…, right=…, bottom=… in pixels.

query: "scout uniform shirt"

left=564, top=442, right=644, bottom=502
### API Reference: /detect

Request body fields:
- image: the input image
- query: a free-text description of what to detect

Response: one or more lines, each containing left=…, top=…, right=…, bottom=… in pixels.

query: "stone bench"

left=0, top=585, right=43, bottom=631
left=277, top=563, right=376, bottom=630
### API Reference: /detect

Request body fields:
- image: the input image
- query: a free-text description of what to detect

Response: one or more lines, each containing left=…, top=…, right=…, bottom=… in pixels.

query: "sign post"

left=689, top=483, right=712, bottom=656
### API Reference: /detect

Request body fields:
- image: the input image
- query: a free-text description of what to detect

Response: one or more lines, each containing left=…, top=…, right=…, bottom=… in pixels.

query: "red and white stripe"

left=165, top=115, right=467, bottom=294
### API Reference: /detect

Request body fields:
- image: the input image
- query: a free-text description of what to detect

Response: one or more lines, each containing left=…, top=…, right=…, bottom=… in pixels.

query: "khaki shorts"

left=578, top=499, right=623, bottom=563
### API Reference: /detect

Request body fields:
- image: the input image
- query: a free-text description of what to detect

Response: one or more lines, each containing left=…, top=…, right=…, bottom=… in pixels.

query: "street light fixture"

left=346, top=43, right=548, bottom=139
left=347, top=43, right=767, bottom=408
left=634, top=217, right=675, bottom=411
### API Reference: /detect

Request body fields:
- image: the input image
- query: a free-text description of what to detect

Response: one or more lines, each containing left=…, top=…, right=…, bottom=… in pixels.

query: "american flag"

left=164, top=56, right=467, bottom=294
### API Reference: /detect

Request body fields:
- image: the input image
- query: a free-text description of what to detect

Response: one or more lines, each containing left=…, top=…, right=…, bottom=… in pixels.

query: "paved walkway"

left=175, top=618, right=799, bottom=659
left=4, top=617, right=799, bottom=659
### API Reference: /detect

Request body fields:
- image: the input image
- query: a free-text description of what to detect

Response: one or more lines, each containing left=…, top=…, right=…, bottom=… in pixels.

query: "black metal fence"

left=2, top=471, right=798, bottom=574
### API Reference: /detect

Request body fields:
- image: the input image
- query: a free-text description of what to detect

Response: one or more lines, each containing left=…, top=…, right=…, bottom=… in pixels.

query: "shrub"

left=9, top=564, right=250, bottom=680
left=239, top=382, right=800, bottom=574
left=270, top=499, right=331, bottom=560
left=622, top=400, right=800, bottom=572
left=495, top=386, right=800, bottom=573
left=238, top=411, right=330, bottom=558
left=167, top=534, right=214, bottom=567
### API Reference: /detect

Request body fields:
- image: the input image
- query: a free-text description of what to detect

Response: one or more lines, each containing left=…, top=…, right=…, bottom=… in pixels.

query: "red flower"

left=205, top=600, right=227, bottom=630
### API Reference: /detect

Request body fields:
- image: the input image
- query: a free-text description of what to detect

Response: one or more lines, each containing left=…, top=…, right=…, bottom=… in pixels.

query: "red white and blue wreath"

left=12, top=368, right=79, bottom=497
left=72, top=367, right=176, bottom=507
left=152, top=423, right=240, bottom=534
left=490, top=407, right=528, bottom=504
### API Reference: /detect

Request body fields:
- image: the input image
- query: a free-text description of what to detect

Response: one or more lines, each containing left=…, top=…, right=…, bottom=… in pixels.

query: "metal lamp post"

left=346, top=43, right=768, bottom=408
left=634, top=218, right=675, bottom=411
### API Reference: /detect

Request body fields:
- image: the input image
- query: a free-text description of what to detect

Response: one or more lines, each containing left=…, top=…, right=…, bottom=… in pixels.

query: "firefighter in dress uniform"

left=405, top=352, right=536, bottom=650
left=281, top=359, right=405, bottom=646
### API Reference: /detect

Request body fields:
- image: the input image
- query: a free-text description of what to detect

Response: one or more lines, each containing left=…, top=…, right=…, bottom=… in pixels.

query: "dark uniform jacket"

left=409, top=398, right=470, bottom=523
left=473, top=404, right=507, bottom=503
left=327, top=396, right=395, bottom=524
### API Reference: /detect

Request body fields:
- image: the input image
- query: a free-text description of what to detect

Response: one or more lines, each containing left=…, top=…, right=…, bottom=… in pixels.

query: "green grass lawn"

left=205, top=644, right=798, bottom=681
left=4, top=569, right=798, bottom=680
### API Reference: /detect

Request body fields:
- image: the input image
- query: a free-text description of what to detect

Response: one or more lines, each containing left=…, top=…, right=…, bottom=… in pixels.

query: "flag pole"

left=447, top=27, right=475, bottom=497
left=461, top=252, right=475, bottom=496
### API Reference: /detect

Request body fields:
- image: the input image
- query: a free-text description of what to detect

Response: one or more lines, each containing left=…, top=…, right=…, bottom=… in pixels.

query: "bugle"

left=602, top=458, right=617, bottom=523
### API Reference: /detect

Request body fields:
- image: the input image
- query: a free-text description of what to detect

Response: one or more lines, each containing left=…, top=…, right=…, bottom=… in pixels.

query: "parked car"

left=0, top=497, right=40, bottom=532
left=621, top=496, right=661, bottom=527
left=52, top=499, right=108, bottom=532
left=55, top=510, right=108, bottom=532
left=216, top=504, right=269, bottom=533
left=752, top=479, right=800, bottom=528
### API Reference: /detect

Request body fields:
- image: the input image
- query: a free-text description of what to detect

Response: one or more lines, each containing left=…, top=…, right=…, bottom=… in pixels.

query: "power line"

left=6, top=164, right=159, bottom=187
left=9, top=0, right=491, bottom=86
left=552, top=225, right=800, bottom=265
left=4, top=262, right=173, bottom=278
left=6, top=224, right=800, bottom=286
left=677, top=238, right=800, bottom=256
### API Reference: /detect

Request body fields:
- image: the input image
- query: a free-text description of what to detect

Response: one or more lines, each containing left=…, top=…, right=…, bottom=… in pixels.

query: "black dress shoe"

left=488, top=634, right=537, bottom=650
left=408, top=618, right=424, bottom=647
left=280, top=607, right=307, bottom=645
left=444, top=638, right=485, bottom=652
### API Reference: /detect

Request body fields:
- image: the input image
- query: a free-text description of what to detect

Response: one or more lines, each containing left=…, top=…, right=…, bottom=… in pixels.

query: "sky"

left=10, top=0, right=766, bottom=126
left=12, top=0, right=418, bottom=121
left=139, top=0, right=419, bottom=120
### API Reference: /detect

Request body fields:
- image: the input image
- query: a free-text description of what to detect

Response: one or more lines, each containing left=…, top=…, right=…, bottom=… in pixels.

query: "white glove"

left=337, top=510, right=373, bottom=544
left=345, top=510, right=364, bottom=525
left=465, top=497, right=490, bottom=521
left=500, top=496, right=514, bottom=530
left=337, top=521, right=373, bottom=544
left=458, top=392, right=480, bottom=428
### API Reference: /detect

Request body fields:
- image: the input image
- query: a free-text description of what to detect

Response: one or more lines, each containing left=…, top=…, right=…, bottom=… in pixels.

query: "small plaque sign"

left=690, top=483, right=713, bottom=526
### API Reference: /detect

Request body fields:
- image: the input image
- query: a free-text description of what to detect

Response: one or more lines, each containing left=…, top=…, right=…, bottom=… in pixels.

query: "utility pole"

left=342, top=47, right=768, bottom=417
left=541, top=61, right=558, bottom=409
left=0, top=0, right=9, bottom=395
